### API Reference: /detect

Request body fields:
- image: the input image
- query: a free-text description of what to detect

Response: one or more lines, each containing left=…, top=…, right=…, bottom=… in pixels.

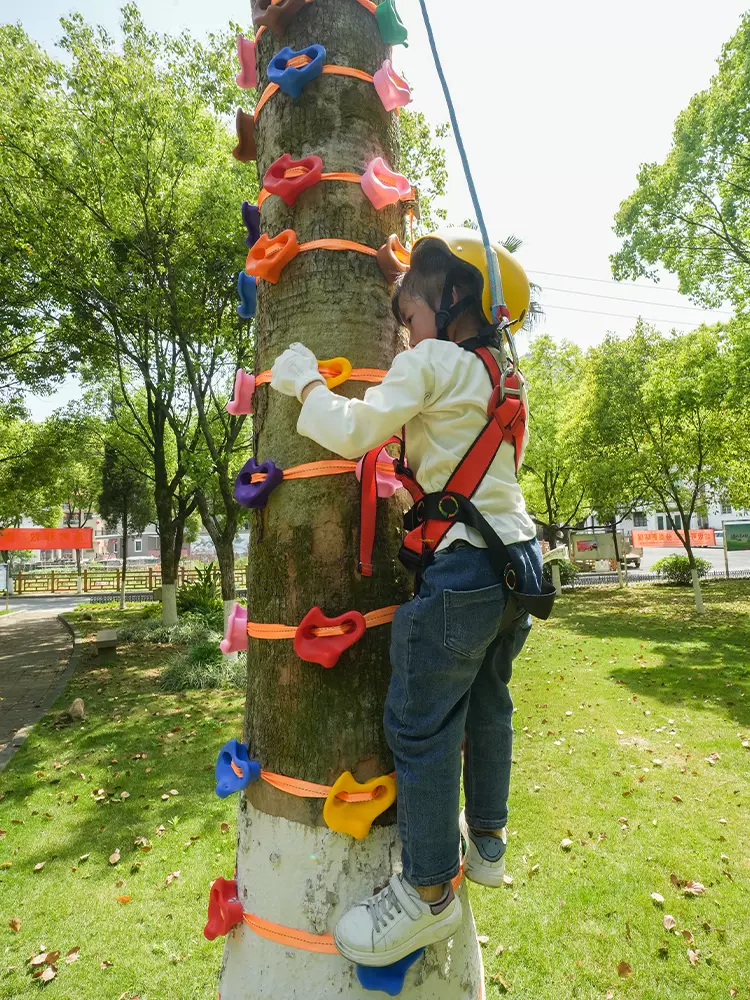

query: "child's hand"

left=270, top=343, right=326, bottom=402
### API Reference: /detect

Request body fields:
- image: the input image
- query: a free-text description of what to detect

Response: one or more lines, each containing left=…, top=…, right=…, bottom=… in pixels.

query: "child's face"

left=398, top=294, right=438, bottom=348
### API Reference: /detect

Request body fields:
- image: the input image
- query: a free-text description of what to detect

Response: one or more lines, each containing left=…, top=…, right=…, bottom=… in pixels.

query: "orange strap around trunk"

left=255, top=66, right=374, bottom=121
left=247, top=459, right=395, bottom=484
left=257, top=172, right=361, bottom=209
left=241, top=868, right=464, bottom=953
left=259, top=769, right=395, bottom=800
left=254, top=367, right=385, bottom=387
left=247, top=605, right=397, bottom=640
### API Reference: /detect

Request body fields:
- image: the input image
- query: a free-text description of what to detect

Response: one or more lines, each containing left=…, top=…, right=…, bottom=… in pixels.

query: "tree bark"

left=120, top=498, right=128, bottom=611
left=219, top=2, right=484, bottom=997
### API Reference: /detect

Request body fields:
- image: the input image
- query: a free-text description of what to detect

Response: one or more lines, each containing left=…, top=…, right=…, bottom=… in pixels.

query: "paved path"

left=0, top=611, right=74, bottom=771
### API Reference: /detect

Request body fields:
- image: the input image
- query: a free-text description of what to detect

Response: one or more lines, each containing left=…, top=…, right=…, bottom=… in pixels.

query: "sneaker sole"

left=333, top=900, right=463, bottom=967
left=459, top=812, right=507, bottom=888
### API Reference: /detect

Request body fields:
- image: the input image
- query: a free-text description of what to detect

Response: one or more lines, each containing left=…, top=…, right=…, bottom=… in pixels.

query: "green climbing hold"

left=376, top=0, right=408, bottom=47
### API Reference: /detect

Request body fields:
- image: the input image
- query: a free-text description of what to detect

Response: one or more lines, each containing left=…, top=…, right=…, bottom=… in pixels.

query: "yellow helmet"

left=411, top=227, right=530, bottom=331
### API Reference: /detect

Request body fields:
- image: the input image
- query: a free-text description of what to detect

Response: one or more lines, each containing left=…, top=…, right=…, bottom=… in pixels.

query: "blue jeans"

left=384, top=539, right=543, bottom=887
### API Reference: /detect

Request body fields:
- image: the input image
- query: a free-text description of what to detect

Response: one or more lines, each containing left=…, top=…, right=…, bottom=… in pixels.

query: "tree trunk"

left=681, top=533, right=705, bottom=614
left=219, top=3, right=484, bottom=997
left=195, top=489, right=238, bottom=606
left=120, top=500, right=128, bottom=611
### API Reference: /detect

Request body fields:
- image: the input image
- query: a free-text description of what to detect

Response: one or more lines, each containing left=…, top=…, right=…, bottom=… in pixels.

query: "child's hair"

left=391, top=241, right=485, bottom=327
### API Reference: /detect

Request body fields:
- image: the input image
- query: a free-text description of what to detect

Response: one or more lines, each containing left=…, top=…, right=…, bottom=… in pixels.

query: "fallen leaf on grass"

left=617, top=961, right=632, bottom=977
left=33, top=862, right=46, bottom=871
left=0, top=830, right=5, bottom=839
left=120, top=791, right=130, bottom=800
left=477, top=935, right=489, bottom=945
left=490, top=973, right=510, bottom=992
left=100, top=959, right=113, bottom=969
left=33, top=966, right=57, bottom=982
left=117, top=896, right=132, bottom=904
left=65, top=947, right=80, bottom=964
left=44, top=951, right=60, bottom=965
left=682, top=929, right=695, bottom=944
left=687, top=948, right=700, bottom=965
left=155, top=825, right=166, bottom=836
left=30, top=955, right=46, bottom=967
left=683, top=881, right=706, bottom=896
left=220, top=823, right=230, bottom=834
left=109, top=851, right=121, bottom=865
left=1, top=862, right=12, bottom=869
left=8, top=917, right=21, bottom=932
left=664, top=915, right=677, bottom=930
left=651, top=892, right=664, bottom=904
left=164, top=871, right=181, bottom=885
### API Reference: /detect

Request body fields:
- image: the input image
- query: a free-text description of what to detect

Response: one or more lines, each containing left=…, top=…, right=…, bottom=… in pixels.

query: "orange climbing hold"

left=323, top=771, right=397, bottom=839
left=245, top=230, right=300, bottom=283
left=377, top=234, right=411, bottom=283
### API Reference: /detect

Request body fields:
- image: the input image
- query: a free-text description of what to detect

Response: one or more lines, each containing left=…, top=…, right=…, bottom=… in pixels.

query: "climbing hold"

left=234, top=457, right=284, bottom=509
left=356, top=950, right=424, bottom=995
left=355, top=447, right=400, bottom=498
left=373, top=59, right=412, bottom=112
left=323, top=771, right=397, bottom=839
left=264, top=153, right=324, bottom=207
left=204, top=877, right=244, bottom=940
left=376, top=234, right=411, bottom=283
left=220, top=602, right=249, bottom=654
left=246, top=230, right=300, bottom=283
left=215, top=739, right=261, bottom=799
left=294, top=607, right=367, bottom=668
left=242, top=201, right=260, bottom=248
left=232, top=108, right=257, bottom=162
left=375, top=0, right=409, bottom=47
left=318, top=356, right=352, bottom=389
left=237, top=272, right=257, bottom=320
left=361, top=157, right=412, bottom=211
left=267, top=44, right=326, bottom=99
left=255, top=0, right=313, bottom=38
left=236, top=34, right=257, bottom=89
left=226, top=369, right=256, bottom=416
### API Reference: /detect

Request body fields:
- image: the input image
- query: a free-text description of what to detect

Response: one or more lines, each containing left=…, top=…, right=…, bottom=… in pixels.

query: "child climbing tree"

left=214, top=1, right=487, bottom=996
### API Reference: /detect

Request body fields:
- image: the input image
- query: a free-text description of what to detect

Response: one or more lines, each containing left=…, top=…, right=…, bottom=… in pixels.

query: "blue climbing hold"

left=237, top=271, right=257, bottom=320
left=267, top=44, right=326, bottom=99
left=356, top=949, right=425, bottom=996
left=215, top=739, right=260, bottom=799
left=242, top=201, right=260, bottom=248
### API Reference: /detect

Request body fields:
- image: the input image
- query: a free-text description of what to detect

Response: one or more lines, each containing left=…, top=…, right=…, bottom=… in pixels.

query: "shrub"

left=651, top=554, right=712, bottom=585
left=177, top=562, right=223, bottom=618
left=117, top=614, right=220, bottom=645
left=160, top=643, right=246, bottom=691
left=542, top=558, right=578, bottom=586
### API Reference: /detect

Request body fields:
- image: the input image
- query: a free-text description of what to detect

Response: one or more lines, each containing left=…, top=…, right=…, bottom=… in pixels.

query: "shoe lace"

left=366, top=881, right=403, bottom=934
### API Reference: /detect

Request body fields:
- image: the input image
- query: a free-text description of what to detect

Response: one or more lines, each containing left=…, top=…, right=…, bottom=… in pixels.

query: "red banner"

left=632, top=528, right=715, bottom=547
left=0, top=527, right=94, bottom=551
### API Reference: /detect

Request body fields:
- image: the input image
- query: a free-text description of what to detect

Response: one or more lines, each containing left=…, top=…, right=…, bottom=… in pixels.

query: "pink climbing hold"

left=220, top=602, right=249, bottom=654
left=361, top=157, right=412, bottom=211
left=236, top=34, right=257, bottom=89
left=373, top=59, right=412, bottom=112
left=355, top=448, right=400, bottom=498
left=226, top=369, right=256, bottom=416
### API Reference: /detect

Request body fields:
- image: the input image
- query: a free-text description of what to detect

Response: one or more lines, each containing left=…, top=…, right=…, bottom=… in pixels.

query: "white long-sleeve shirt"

left=297, top=339, right=537, bottom=549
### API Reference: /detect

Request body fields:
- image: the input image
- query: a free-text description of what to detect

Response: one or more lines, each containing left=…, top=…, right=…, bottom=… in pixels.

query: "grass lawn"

left=1, top=584, right=749, bottom=999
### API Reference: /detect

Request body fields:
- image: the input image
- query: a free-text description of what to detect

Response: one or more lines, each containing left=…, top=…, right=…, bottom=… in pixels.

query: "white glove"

left=270, top=342, right=326, bottom=402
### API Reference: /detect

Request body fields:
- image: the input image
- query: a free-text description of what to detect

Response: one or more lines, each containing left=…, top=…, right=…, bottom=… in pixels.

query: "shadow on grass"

left=0, top=626, right=245, bottom=875
left=553, top=580, right=750, bottom=729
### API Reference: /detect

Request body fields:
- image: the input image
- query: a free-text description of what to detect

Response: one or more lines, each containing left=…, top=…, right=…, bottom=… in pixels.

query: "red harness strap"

left=357, top=346, right=527, bottom=576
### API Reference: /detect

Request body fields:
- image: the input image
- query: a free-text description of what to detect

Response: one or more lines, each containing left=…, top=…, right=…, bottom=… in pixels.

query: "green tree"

left=575, top=323, right=731, bottom=611
left=520, top=334, right=591, bottom=544
left=99, top=442, right=154, bottom=609
left=611, top=13, right=750, bottom=309
left=398, top=109, right=449, bottom=235
left=0, top=8, right=251, bottom=623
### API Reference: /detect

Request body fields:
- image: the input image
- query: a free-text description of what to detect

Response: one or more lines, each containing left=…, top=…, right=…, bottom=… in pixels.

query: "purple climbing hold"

left=242, top=201, right=260, bottom=248
left=234, top=457, right=284, bottom=509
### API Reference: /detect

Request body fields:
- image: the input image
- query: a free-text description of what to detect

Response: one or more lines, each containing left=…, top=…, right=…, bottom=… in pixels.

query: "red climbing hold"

left=294, top=607, right=367, bottom=668
left=204, top=878, right=244, bottom=941
left=264, top=153, right=324, bottom=207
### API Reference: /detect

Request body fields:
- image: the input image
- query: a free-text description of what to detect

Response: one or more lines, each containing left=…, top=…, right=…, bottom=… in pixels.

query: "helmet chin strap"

left=434, top=268, right=477, bottom=342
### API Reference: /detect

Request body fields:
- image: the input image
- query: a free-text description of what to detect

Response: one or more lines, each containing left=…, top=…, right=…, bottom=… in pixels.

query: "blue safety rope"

left=417, top=0, right=507, bottom=324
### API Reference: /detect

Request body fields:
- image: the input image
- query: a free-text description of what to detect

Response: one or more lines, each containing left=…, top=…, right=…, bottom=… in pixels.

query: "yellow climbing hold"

left=323, top=771, right=397, bottom=839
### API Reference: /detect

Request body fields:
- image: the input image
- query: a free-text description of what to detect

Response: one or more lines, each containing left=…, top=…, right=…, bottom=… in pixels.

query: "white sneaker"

left=333, top=873, right=462, bottom=967
left=459, top=810, right=507, bottom=887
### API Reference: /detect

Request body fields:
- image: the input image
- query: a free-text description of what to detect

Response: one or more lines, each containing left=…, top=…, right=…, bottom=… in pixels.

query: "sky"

left=8, top=0, right=748, bottom=418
